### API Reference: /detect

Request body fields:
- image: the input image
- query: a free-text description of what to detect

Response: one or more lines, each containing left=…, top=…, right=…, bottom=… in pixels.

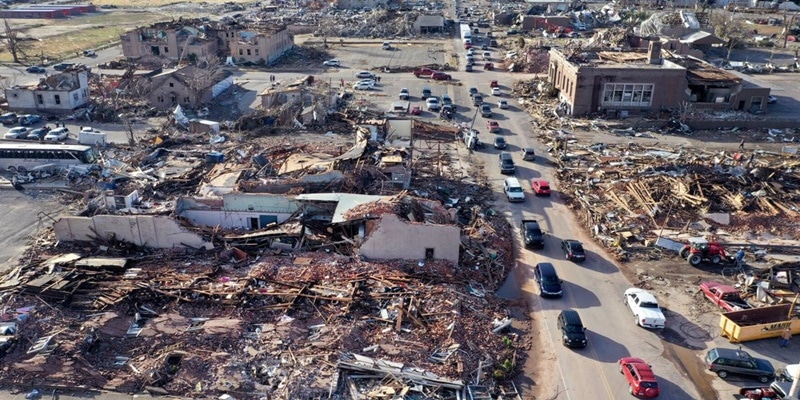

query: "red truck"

left=699, top=281, right=752, bottom=312
left=412, top=68, right=434, bottom=78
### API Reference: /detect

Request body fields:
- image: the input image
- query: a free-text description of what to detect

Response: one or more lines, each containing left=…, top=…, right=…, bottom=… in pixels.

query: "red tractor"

left=679, top=238, right=731, bottom=266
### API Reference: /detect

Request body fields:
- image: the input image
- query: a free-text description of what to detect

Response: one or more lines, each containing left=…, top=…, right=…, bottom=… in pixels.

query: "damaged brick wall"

left=359, top=213, right=460, bottom=263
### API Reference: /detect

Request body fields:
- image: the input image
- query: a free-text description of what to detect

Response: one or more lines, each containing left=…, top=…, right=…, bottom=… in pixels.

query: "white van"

left=503, top=177, right=525, bottom=202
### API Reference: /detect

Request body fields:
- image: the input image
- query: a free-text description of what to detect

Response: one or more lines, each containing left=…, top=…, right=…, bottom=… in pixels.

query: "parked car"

left=441, top=94, right=452, bottom=106
left=44, top=127, right=69, bottom=141
left=355, top=71, right=375, bottom=79
left=624, top=288, right=666, bottom=329
left=465, top=64, right=473, bottom=72
left=506, top=29, right=519, bottom=35
left=19, top=114, right=41, bottom=126
left=323, top=59, right=341, bottom=67
left=352, top=82, right=372, bottom=90
left=481, top=44, right=489, bottom=50
left=431, top=72, right=452, bottom=80
left=83, top=50, right=97, bottom=57
left=498, top=100, right=509, bottom=109
left=472, top=95, right=484, bottom=106
left=705, top=348, right=774, bottom=383
left=486, top=120, right=500, bottom=133
left=484, top=62, right=494, bottom=70
left=410, top=104, right=421, bottom=115
left=399, top=88, right=410, bottom=100
left=26, top=127, right=50, bottom=140
left=619, top=357, right=660, bottom=398
left=0, top=112, right=17, bottom=125
left=489, top=80, right=499, bottom=88
left=422, top=86, right=432, bottom=99
left=493, top=136, right=506, bottom=149
left=699, top=281, right=752, bottom=312
left=531, top=179, right=551, bottom=196
left=356, top=79, right=376, bottom=88
left=3, top=127, right=29, bottom=139
left=561, top=239, right=586, bottom=262
left=491, top=87, right=501, bottom=96
left=482, top=51, right=491, bottom=60
left=481, top=104, right=492, bottom=118
left=521, top=147, right=535, bottom=160
left=426, top=97, right=441, bottom=111
left=26, top=65, right=46, bottom=73
left=533, top=262, right=563, bottom=297
left=52, top=63, right=74, bottom=71
left=469, top=87, right=479, bottom=97
left=558, top=310, right=587, bottom=348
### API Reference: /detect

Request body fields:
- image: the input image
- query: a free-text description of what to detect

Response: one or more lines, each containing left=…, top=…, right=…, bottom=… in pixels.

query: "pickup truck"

left=699, top=281, right=752, bottom=312
left=624, top=288, right=666, bottom=329
left=413, top=68, right=434, bottom=78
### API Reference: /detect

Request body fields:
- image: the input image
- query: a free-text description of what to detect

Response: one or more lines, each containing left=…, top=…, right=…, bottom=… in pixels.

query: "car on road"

left=489, top=80, right=499, bottom=88
left=399, top=88, right=410, bottom=100
left=356, top=79, right=376, bottom=88
left=522, top=219, right=544, bottom=248
left=619, top=357, right=660, bottom=398
left=705, top=348, right=774, bottom=383
left=0, top=112, right=17, bottom=125
left=624, top=288, right=666, bottom=329
left=410, top=104, right=422, bottom=115
left=486, top=120, right=500, bottom=133
left=498, top=99, right=509, bottom=109
left=472, top=95, right=484, bottom=106
left=26, top=66, right=46, bottom=73
left=491, top=87, right=501, bottom=96
left=533, top=262, right=563, bottom=297
left=482, top=51, right=491, bottom=60
left=3, top=127, right=29, bottom=139
left=53, top=63, right=74, bottom=71
left=413, top=68, right=435, bottom=77
left=481, top=44, right=489, bottom=50
left=19, top=114, right=41, bottom=126
left=558, top=310, right=587, bottom=348
left=465, top=64, right=473, bottom=72
left=484, top=62, right=494, bottom=70
left=426, top=97, right=441, bottom=111
left=498, top=152, right=515, bottom=174
left=467, top=48, right=476, bottom=55
left=481, top=104, right=492, bottom=118
left=355, top=71, right=375, bottom=79
left=531, top=179, right=551, bottom=196
left=44, top=127, right=69, bottom=141
left=323, top=59, right=341, bottom=67
left=441, top=94, right=452, bottom=106
left=26, top=127, right=50, bottom=140
left=352, top=82, right=372, bottom=90
left=431, top=72, right=452, bottom=80
left=422, top=86, right=432, bottom=99
left=561, top=239, right=586, bottom=262
left=469, top=87, right=479, bottom=97
left=521, top=147, right=535, bottom=160
left=503, top=177, right=525, bottom=202
left=493, top=136, right=506, bottom=149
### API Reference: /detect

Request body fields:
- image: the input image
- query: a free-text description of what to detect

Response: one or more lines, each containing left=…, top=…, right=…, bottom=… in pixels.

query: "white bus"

left=0, top=143, right=98, bottom=172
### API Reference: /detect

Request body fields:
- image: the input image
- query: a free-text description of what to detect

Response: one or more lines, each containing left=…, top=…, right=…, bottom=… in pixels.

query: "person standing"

left=735, top=247, right=746, bottom=268
left=781, top=328, right=792, bottom=348
left=738, top=139, right=745, bottom=151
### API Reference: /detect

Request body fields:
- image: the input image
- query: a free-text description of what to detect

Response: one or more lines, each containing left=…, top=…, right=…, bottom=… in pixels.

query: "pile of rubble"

left=313, top=10, right=416, bottom=38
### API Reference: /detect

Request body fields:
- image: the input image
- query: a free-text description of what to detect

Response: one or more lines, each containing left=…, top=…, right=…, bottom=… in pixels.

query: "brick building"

left=5, top=68, right=90, bottom=114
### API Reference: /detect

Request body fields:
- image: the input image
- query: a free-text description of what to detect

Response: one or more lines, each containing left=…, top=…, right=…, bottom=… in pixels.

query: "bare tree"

left=712, top=11, right=746, bottom=61
left=0, top=18, right=27, bottom=63
left=183, top=56, right=224, bottom=110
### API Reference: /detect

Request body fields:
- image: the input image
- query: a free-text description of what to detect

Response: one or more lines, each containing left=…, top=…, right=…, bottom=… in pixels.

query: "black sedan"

left=493, top=137, right=506, bottom=149
left=561, top=239, right=586, bottom=262
left=26, top=66, right=46, bottom=73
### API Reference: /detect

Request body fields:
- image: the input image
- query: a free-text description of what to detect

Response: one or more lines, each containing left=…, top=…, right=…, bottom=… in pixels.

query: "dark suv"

left=498, top=152, right=515, bottom=174
left=557, top=309, right=586, bottom=348
left=705, top=347, right=775, bottom=383
left=522, top=220, right=544, bottom=249
left=534, top=262, right=563, bottom=297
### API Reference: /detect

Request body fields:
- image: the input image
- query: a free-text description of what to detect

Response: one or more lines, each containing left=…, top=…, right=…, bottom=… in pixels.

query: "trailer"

left=460, top=23, right=472, bottom=41
left=719, top=303, right=800, bottom=343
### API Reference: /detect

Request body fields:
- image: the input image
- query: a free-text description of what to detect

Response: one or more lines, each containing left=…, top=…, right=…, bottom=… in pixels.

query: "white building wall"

left=181, top=209, right=293, bottom=229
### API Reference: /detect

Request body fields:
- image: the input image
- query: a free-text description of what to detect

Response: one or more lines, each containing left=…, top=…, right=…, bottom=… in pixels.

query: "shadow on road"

left=562, top=280, right=601, bottom=308
left=580, top=330, right=628, bottom=362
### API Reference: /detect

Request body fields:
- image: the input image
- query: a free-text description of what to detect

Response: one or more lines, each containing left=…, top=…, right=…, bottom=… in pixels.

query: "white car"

left=483, top=51, right=491, bottom=60
left=498, top=100, right=509, bottom=109
left=44, top=127, right=69, bottom=141
left=355, top=71, right=375, bottom=79
left=323, top=59, right=340, bottom=67
left=356, top=79, right=376, bottom=88
left=426, top=97, right=440, bottom=111
left=4, top=127, right=28, bottom=139
left=491, top=87, right=501, bottom=96
left=352, top=82, right=372, bottom=90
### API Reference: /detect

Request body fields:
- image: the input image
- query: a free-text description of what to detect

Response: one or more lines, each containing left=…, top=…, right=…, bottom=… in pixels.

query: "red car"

left=464, top=43, right=472, bottom=49
left=619, top=357, right=659, bottom=398
left=489, top=80, right=499, bottom=88
left=410, top=105, right=421, bottom=115
left=486, top=120, right=500, bottom=133
left=431, top=72, right=452, bottom=80
left=413, top=68, right=434, bottom=77
left=484, top=62, right=494, bottom=70
left=531, top=179, right=551, bottom=196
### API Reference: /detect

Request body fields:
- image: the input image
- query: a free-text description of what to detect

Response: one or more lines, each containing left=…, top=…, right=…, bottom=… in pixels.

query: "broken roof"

left=680, top=31, right=725, bottom=45
left=295, top=193, right=391, bottom=223
left=669, top=56, right=740, bottom=84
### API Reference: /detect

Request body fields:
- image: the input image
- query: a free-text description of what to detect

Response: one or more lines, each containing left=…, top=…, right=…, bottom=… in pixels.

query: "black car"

left=561, top=239, right=586, bottom=262
left=26, top=66, right=46, bottom=73
left=522, top=219, right=544, bottom=248
left=26, top=127, right=50, bottom=140
left=705, top=348, right=774, bottom=383
left=493, top=137, right=506, bottom=149
left=53, top=63, right=74, bottom=71
left=481, top=44, right=489, bottom=50
left=557, top=309, right=587, bottom=348
left=0, top=112, right=17, bottom=125
left=469, top=87, right=479, bottom=97
left=498, top=152, right=515, bottom=174
left=534, top=262, right=563, bottom=297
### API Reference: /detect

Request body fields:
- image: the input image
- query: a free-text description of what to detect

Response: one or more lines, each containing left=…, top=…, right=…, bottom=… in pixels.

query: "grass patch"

left=91, top=0, right=254, bottom=7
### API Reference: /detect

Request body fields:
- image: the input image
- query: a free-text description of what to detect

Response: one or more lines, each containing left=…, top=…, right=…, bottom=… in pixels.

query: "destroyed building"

left=333, top=0, right=388, bottom=10
left=139, top=65, right=233, bottom=110
left=413, top=15, right=446, bottom=34
left=548, top=41, right=770, bottom=116
left=5, top=67, right=90, bottom=114
left=121, top=19, right=294, bottom=65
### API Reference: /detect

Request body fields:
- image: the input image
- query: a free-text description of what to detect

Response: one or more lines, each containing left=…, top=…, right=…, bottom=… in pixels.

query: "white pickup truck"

left=624, top=288, right=666, bottom=329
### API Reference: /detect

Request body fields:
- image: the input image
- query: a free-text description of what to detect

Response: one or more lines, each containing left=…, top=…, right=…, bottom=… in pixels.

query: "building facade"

left=142, top=66, right=233, bottom=110
left=229, top=29, right=294, bottom=64
left=5, top=69, right=90, bottom=114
